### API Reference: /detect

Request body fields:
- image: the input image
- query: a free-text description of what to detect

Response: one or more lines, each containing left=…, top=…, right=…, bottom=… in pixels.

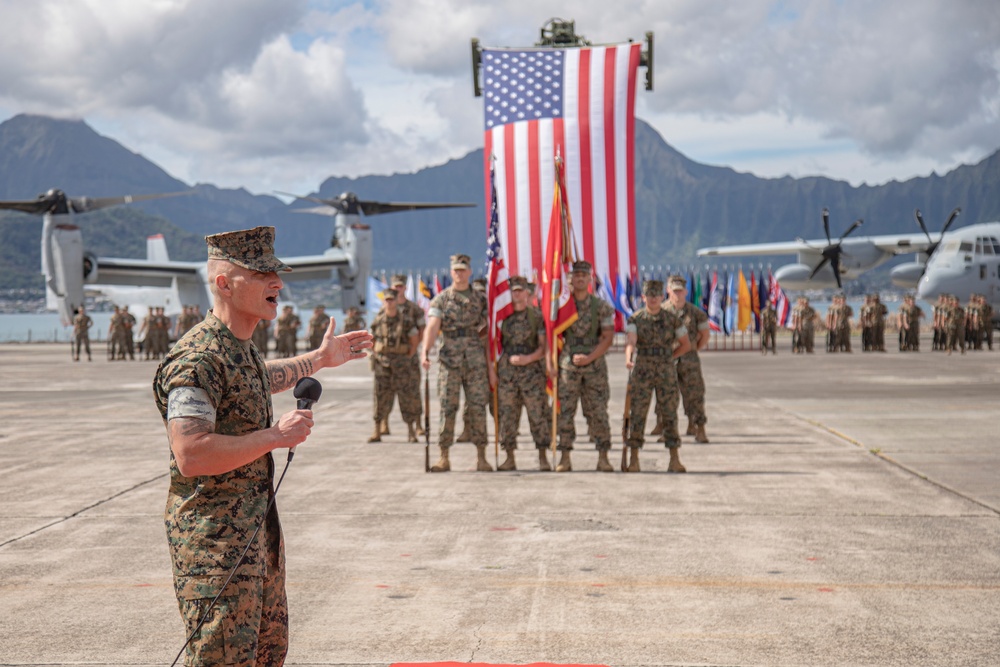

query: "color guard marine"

left=495, top=275, right=552, bottom=471
left=624, top=279, right=691, bottom=473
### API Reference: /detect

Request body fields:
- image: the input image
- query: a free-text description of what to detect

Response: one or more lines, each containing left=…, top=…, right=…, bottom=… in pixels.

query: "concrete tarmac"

left=0, top=338, right=998, bottom=666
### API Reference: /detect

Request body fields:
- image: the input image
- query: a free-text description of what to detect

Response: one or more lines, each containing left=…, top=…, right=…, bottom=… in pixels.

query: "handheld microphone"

left=290, top=377, right=322, bottom=460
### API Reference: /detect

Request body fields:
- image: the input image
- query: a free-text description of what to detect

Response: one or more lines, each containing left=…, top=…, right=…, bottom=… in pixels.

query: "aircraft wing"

left=92, top=257, right=202, bottom=288
left=282, top=251, right=352, bottom=281
left=697, top=232, right=937, bottom=258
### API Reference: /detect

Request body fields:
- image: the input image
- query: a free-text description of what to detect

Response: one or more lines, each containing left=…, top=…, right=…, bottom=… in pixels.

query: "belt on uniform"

left=636, top=347, right=669, bottom=357
left=504, top=345, right=537, bottom=355
left=444, top=328, right=473, bottom=338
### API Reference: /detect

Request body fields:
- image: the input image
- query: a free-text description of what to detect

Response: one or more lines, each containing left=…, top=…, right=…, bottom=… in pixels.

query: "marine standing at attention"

left=624, top=280, right=691, bottom=473
left=552, top=260, right=615, bottom=473
left=761, top=303, right=778, bottom=354
left=153, top=226, right=372, bottom=666
left=421, top=254, right=494, bottom=473
left=390, top=274, right=426, bottom=439
left=496, top=275, right=552, bottom=472
left=72, top=306, right=93, bottom=362
left=307, top=305, right=330, bottom=351
left=342, top=306, right=367, bottom=333
left=664, top=274, right=711, bottom=443
left=276, top=305, right=301, bottom=358
left=368, top=290, right=420, bottom=443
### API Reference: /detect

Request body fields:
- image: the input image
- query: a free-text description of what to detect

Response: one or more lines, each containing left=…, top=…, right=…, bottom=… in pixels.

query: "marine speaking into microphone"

left=153, top=226, right=372, bottom=666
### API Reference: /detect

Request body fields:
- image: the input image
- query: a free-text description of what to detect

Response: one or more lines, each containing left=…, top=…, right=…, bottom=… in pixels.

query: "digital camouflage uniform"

left=154, top=311, right=288, bottom=666
left=873, top=300, right=888, bottom=351
left=947, top=300, right=966, bottom=353
left=395, top=298, right=425, bottom=429
left=838, top=303, right=853, bottom=351
left=665, top=300, right=709, bottom=428
left=275, top=310, right=300, bottom=358
left=557, top=294, right=615, bottom=450
left=72, top=310, right=93, bottom=361
left=761, top=306, right=778, bottom=353
left=252, top=319, right=270, bottom=359
left=498, top=305, right=550, bottom=451
left=796, top=304, right=816, bottom=353
left=626, top=307, right=688, bottom=449
left=370, top=306, right=420, bottom=428
left=342, top=311, right=366, bottom=333
left=307, top=311, right=330, bottom=351
left=429, top=286, right=488, bottom=447
left=109, top=309, right=126, bottom=360
left=906, top=303, right=923, bottom=351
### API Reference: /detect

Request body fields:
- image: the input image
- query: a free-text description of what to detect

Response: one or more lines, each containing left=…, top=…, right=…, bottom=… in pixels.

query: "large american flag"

left=482, top=43, right=641, bottom=284
left=486, top=164, right=514, bottom=364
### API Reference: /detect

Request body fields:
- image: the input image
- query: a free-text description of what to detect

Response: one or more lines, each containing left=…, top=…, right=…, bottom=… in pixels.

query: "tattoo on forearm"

left=267, top=356, right=314, bottom=392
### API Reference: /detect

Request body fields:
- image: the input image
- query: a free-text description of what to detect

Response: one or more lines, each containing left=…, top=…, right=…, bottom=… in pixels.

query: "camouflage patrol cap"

left=381, top=289, right=397, bottom=301
left=205, top=226, right=291, bottom=273
left=451, top=254, right=471, bottom=269
left=667, top=274, right=687, bottom=290
left=571, top=260, right=592, bottom=274
left=391, top=274, right=407, bottom=287
left=643, top=279, right=664, bottom=296
left=472, top=277, right=487, bottom=292
left=509, top=275, right=529, bottom=291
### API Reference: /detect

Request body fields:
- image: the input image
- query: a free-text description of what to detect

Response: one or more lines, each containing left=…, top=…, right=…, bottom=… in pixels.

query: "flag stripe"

left=602, top=47, right=619, bottom=282
left=528, top=121, right=542, bottom=277
left=624, top=44, right=639, bottom=277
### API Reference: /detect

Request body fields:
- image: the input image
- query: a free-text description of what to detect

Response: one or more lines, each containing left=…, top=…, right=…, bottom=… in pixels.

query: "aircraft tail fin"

left=146, top=234, right=170, bottom=262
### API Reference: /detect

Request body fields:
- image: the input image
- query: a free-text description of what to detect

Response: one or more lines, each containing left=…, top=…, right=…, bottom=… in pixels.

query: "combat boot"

left=380, top=418, right=390, bottom=436
left=476, top=444, right=494, bottom=472
left=367, top=422, right=382, bottom=443
left=498, top=449, right=516, bottom=471
left=415, top=424, right=426, bottom=437
left=555, top=450, right=572, bottom=472
left=430, top=446, right=450, bottom=472
left=668, top=446, right=687, bottom=473
left=538, top=449, right=552, bottom=471
left=650, top=421, right=663, bottom=436
left=407, top=422, right=418, bottom=443
left=626, top=446, right=641, bottom=473
left=695, top=424, right=710, bottom=444
left=686, top=419, right=696, bottom=436
left=596, top=449, right=614, bottom=472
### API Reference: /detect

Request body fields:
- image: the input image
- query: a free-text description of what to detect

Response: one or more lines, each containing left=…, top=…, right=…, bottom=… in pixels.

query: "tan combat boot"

left=367, top=422, right=382, bottom=443
left=407, top=422, right=418, bottom=443
left=695, top=424, right=710, bottom=444
left=627, top=446, right=641, bottom=473
left=596, top=449, right=614, bottom=472
left=380, top=418, right=390, bottom=436
left=686, top=419, right=696, bottom=436
left=415, top=424, right=426, bottom=437
left=650, top=421, right=663, bottom=436
left=668, top=446, right=687, bottom=473
left=476, top=444, right=494, bottom=472
left=430, top=446, right=450, bottom=472
left=538, top=449, right=552, bottom=471
left=498, top=449, right=516, bottom=471
left=555, top=450, right=572, bottom=472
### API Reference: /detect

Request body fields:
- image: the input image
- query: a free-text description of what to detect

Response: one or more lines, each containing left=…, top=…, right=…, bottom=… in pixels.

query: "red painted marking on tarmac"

left=392, top=663, right=609, bottom=667
left=818, top=587, right=835, bottom=592
left=400, top=554, right=411, bottom=557
left=376, top=584, right=390, bottom=588
left=591, top=583, right=606, bottom=587
left=806, top=557, right=822, bottom=562
left=134, top=583, right=153, bottom=587
left=490, top=526, right=518, bottom=531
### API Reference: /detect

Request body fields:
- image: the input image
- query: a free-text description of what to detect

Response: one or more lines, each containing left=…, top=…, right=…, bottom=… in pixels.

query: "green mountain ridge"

left=1, top=113, right=998, bottom=295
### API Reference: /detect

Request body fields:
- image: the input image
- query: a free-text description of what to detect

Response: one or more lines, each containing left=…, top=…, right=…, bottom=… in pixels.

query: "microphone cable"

left=169, top=453, right=293, bottom=667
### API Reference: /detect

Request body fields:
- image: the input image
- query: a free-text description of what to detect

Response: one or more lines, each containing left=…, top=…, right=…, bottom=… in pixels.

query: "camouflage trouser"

left=800, top=327, right=815, bottom=353
left=276, top=333, right=295, bottom=357
left=438, top=352, right=489, bottom=447
left=308, top=334, right=324, bottom=351
left=628, top=357, right=680, bottom=449
left=838, top=326, right=852, bottom=351
left=873, top=324, right=885, bottom=350
left=373, top=354, right=420, bottom=424
left=73, top=334, right=91, bottom=359
left=175, top=551, right=287, bottom=666
left=677, top=354, right=707, bottom=427
left=907, top=324, right=920, bottom=351
left=498, top=360, right=551, bottom=450
left=948, top=325, right=965, bottom=352
left=761, top=326, right=776, bottom=352
left=557, top=356, right=611, bottom=450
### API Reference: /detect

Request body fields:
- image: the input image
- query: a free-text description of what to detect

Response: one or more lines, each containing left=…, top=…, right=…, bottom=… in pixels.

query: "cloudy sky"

left=0, top=0, right=997, bottom=197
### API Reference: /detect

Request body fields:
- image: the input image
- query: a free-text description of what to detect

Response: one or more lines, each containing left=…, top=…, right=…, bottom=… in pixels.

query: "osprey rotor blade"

left=356, top=201, right=476, bottom=217
left=914, top=209, right=932, bottom=243
left=839, top=218, right=863, bottom=242
left=69, top=191, right=192, bottom=214
left=275, top=191, right=347, bottom=212
left=941, top=207, right=962, bottom=235
left=822, top=208, right=831, bottom=245
left=809, top=256, right=830, bottom=281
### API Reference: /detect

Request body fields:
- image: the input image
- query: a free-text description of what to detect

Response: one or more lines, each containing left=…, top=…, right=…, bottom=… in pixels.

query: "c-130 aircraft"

left=1, top=188, right=473, bottom=324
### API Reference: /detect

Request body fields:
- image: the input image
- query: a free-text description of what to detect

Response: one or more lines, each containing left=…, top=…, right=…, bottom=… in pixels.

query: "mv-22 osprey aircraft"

left=1, top=188, right=473, bottom=325
left=696, top=207, right=1000, bottom=316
